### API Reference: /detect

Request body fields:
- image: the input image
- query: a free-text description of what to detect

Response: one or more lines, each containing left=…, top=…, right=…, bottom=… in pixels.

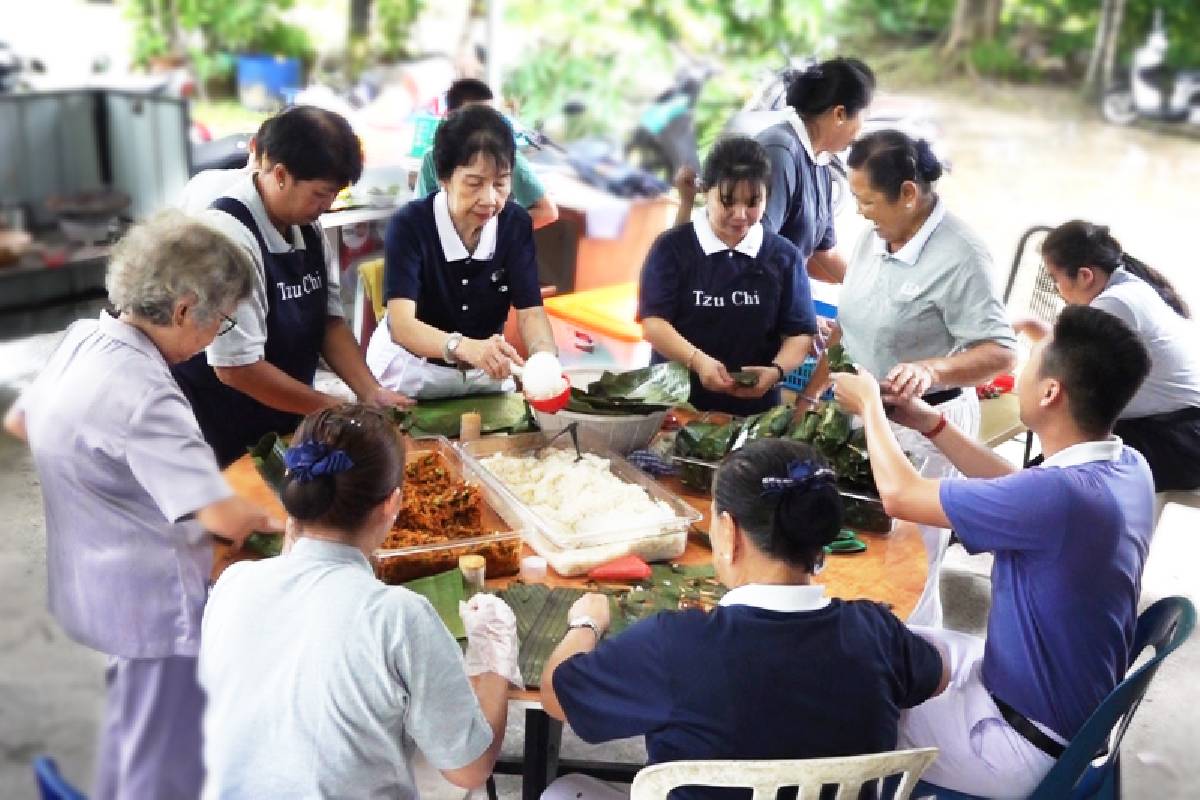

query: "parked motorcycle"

left=624, top=61, right=718, bottom=184
left=1102, top=10, right=1200, bottom=126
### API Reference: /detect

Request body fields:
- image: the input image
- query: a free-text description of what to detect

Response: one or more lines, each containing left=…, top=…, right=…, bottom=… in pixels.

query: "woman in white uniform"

left=366, top=104, right=557, bottom=399
left=1038, top=219, right=1200, bottom=491
left=838, top=130, right=1017, bottom=627
left=199, top=404, right=520, bottom=798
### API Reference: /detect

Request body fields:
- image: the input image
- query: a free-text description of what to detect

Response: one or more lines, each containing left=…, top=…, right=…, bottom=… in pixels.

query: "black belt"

left=989, top=692, right=1066, bottom=759
left=921, top=387, right=963, bottom=406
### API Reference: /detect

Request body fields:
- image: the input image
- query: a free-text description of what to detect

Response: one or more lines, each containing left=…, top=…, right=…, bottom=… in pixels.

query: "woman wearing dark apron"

left=1038, top=220, right=1200, bottom=491
left=174, top=106, right=410, bottom=467
left=638, top=137, right=817, bottom=416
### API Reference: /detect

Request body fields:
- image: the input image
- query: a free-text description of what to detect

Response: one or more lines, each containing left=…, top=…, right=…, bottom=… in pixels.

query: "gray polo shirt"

left=199, top=538, right=492, bottom=799
left=839, top=201, right=1016, bottom=381
left=16, top=312, right=232, bottom=658
left=200, top=173, right=344, bottom=368
left=1093, top=268, right=1200, bottom=418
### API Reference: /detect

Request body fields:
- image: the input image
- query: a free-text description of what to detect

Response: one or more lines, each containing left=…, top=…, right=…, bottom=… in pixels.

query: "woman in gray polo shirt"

left=3, top=211, right=281, bottom=799
left=1039, top=220, right=1200, bottom=491
left=838, top=130, right=1017, bottom=627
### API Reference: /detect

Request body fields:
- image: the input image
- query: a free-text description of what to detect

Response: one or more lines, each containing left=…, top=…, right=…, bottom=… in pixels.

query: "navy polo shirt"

left=756, top=119, right=836, bottom=262
left=382, top=194, right=543, bottom=342
left=637, top=219, right=817, bottom=415
left=554, top=599, right=943, bottom=800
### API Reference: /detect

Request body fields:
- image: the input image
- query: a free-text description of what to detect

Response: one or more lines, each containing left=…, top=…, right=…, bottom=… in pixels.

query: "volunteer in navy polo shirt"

left=538, top=440, right=947, bottom=800
left=174, top=106, right=410, bottom=467
left=638, top=136, right=817, bottom=416
left=755, top=57, right=874, bottom=283
left=366, top=104, right=556, bottom=399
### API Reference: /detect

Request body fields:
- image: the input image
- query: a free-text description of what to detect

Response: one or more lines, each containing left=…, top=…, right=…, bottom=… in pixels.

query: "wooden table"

left=219, top=445, right=927, bottom=799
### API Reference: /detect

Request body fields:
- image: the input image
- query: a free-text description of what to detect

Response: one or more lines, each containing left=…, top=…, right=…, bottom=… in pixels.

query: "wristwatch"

left=443, top=332, right=465, bottom=364
left=568, top=615, right=602, bottom=641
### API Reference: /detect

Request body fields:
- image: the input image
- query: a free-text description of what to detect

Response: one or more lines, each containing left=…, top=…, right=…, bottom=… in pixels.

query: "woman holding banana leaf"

left=638, top=136, right=818, bottom=415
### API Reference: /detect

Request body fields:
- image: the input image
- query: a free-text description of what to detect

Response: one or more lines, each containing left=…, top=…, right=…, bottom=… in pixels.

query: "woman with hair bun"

left=839, top=128, right=1017, bottom=628
left=538, top=439, right=948, bottom=800
left=199, top=404, right=520, bottom=798
left=639, top=136, right=818, bottom=415
left=755, top=56, right=876, bottom=282
left=1035, top=220, right=1200, bottom=490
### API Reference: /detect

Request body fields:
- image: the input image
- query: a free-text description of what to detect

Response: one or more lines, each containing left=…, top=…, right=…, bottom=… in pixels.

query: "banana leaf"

left=402, top=568, right=467, bottom=639
left=731, top=370, right=759, bottom=387
left=788, top=409, right=821, bottom=442
left=587, top=362, right=691, bottom=406
left=826, top=342, right=856, bottom=374
left=742, top=404, right=793, bottom=442
left=249, top=432, right=289, bottom=495
left=244, top=532, right=283, bottom=558
left=565, top=389, right=671, bottom=415
left=393, top=393, right=536, bottom=438
left=496, top=583, right=584, bottom=688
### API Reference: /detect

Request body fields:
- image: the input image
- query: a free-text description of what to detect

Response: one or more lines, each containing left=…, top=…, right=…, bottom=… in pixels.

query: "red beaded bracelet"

left=923, top=413, right=949, bottom=439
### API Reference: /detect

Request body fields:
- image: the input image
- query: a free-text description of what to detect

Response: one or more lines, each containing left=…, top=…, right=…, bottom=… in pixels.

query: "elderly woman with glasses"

left=4, top=211, right=282, bottom=800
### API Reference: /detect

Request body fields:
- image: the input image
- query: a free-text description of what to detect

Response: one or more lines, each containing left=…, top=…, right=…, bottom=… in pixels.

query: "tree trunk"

left=943, top=0, right=996, bottom=57
left=350, top=0, right=372, bottom=39
left=1083, top=0, right=1116, bottom=96
left=1101, top=0, right=1128, bottom=89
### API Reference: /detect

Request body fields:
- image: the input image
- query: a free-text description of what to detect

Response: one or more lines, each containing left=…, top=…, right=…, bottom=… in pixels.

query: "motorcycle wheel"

left=626, top=131, right=674, bottom=185
left=1101, top=89, right=1138, bottom=125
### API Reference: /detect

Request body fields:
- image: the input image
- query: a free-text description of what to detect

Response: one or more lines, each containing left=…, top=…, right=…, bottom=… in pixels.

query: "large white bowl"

left=534, top=406, right=667, bottom=456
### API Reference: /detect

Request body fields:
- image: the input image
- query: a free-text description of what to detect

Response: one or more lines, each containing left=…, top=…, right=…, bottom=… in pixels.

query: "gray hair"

left=106, top=210, right=256, bottom=325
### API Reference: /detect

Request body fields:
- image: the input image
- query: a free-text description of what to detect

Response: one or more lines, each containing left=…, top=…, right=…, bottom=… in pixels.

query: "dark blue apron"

left=172, top=197, right=328, bottom=467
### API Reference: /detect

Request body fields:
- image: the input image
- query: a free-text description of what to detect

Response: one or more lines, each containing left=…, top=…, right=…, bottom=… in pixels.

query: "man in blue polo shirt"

left=833, top=305, right=1154, bottom=798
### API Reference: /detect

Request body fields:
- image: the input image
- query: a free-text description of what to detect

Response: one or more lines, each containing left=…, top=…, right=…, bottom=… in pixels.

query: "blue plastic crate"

left=781, top=355, right=834, bottom=400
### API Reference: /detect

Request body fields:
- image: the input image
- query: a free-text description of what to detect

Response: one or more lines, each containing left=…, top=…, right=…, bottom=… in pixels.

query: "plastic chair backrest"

left=630, top=748, right=939, bottom=800
left=1030, top=595, right=1196, bottom=799
left=33, top=756, right=87, bottom=800
left=1003, top=225, right=1062, bottom=324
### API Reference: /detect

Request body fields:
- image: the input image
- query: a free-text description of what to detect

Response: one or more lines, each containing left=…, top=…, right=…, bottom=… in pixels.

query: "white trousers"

left=899, top=627, right=1057, bottom=799
left=366, top=317, right=513, bottom=399
left=895, top=390, right=981, bottom=628
left=543, top=774, right=630, bottom=800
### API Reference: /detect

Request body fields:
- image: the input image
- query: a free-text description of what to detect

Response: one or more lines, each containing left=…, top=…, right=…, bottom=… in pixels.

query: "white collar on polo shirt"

left=693, top=214, right=765, bottom=258
left=873, top=196, right=946, bottom=265
left=786, top=109, right=832, bottom=167
left=1040, top=435, right=1124, bottom=469
left=718, top=582, right=830, bottom=613
left=433, top=191, right=498, bottom=261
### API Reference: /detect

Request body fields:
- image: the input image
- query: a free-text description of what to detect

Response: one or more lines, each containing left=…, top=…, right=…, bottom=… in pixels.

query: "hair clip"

left=760, top=459, right=836, bottom=497
left=284, top=441, right=355, bottom=484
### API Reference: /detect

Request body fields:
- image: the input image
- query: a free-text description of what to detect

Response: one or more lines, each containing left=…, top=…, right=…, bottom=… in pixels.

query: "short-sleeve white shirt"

left=199, top=538, right=492, bottom=799
left=200, top=173, right=343, bottom=368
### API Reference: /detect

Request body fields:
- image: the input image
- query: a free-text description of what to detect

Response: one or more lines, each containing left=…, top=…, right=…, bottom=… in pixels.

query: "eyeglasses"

left=218, top=313, right=238, bottom=336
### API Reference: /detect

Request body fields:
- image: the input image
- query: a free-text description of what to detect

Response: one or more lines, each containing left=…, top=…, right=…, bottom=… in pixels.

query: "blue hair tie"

left=761, top=459, right=836, bottom=497
left=284, top=441, right=355, bottom=484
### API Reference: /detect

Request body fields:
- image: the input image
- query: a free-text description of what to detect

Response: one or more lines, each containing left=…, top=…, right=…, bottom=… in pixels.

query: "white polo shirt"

left=200, top=173, right=344, bottom=368
left=199, top=537, right=492, bottom=799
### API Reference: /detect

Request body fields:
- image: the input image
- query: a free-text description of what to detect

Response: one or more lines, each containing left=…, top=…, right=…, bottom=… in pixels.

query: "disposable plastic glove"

left=459, top=594, right=522, bottom=688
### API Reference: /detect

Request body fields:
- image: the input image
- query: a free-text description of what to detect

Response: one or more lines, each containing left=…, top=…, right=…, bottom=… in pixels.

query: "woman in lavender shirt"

left=4, top=211, right=281, bottom=799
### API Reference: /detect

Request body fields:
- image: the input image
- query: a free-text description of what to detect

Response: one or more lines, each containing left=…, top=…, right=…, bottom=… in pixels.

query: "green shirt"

left=416, top=149, right=547, bottom=209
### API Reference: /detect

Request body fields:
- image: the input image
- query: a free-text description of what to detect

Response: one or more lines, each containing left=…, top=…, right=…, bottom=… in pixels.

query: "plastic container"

left=236, top=55, right=302, bottom=111
left=458, top=432, right=699, bottom=576
left=543, top=283, right=652, bottom=370
left=534, top=407, right=667, bottom=455
left=373, top=437, right=524, bottom=584
left=408, top=113, right=441, bottom=157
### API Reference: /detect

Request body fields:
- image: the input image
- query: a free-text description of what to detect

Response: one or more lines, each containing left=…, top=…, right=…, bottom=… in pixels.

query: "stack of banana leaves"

left=496, top=564, right=725, bottom=688
left=564, top=362, right=691, bottom=415
left=387, top=393, right=537, bottom=437
left=672, top=345, right=894, bottom=531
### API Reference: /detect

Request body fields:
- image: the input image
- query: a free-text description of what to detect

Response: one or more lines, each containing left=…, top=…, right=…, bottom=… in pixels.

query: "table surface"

left=219, top=441, right=928, bottom=703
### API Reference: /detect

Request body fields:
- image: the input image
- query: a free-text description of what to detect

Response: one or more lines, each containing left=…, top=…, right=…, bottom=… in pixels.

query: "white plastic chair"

left=629, top=748, right=939, bottom=800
